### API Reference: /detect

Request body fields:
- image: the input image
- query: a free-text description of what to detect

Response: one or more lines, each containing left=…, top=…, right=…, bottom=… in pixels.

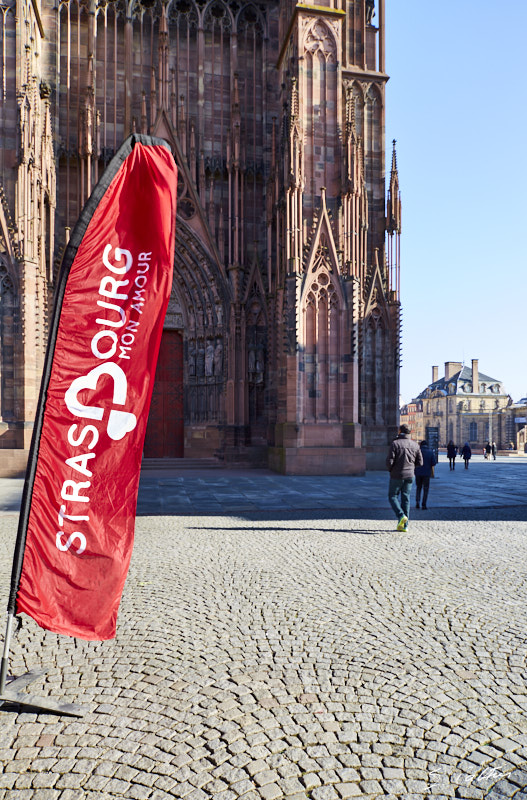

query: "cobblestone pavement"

left=0, top=463, right=526, bottom=799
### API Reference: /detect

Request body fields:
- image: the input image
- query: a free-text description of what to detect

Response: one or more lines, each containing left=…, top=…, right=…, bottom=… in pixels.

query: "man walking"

left=415, top=440, right=437, bottom=509
left=461, top=442, right=471, bottom=469
left=386, top=424, right=423, bottom=532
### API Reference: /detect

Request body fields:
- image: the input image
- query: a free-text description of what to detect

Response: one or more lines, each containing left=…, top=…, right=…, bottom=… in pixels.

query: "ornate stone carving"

left=203, top=0, right=232, bottom=31
left=165, top=288, right=185, bottom=329
left=304, top=19, right=337, bottom=62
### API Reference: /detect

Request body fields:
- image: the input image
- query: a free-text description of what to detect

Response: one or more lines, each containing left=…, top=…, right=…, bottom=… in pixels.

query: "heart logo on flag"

left=65, top=362, right=137, bottom=440
left=107, top=409, right=137, bottom=440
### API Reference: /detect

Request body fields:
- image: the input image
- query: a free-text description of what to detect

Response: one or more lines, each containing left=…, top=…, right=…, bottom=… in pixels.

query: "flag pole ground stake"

left=0, top=611, right=14, bottom=694
left=0, top=612, right=86, bottom=716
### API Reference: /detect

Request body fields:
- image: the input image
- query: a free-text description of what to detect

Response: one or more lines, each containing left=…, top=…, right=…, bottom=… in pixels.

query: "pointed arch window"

left=0, top=260, right=15, bottom=420
left=301, top=269, right=342, bottom=423
left=303, top=19, right=339, bottom=202
left=245, top=286, right=267, bottom=434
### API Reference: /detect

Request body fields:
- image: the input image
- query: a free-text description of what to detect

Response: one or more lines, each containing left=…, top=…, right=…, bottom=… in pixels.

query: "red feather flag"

left=7, top=135, right=177, bottom=640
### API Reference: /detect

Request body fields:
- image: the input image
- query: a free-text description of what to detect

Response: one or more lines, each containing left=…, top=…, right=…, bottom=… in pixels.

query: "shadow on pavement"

left=141, top=506, right=527, bottom=523
left=185, top=524, right=391, bottom=535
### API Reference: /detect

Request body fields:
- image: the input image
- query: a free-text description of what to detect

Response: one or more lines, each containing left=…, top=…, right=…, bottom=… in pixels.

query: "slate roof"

left=417, top=366, right=506, bottom=400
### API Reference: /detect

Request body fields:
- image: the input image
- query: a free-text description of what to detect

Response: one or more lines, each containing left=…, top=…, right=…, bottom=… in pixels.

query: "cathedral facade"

left=0, top=0, right=401, bottom=475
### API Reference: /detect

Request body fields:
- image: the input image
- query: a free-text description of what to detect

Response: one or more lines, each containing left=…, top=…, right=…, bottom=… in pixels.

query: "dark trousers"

left=415, top=475, right=430, bottom=506
left=388, top=478, right=413, bottom=520
left=448, top=458, right=455, bottom=470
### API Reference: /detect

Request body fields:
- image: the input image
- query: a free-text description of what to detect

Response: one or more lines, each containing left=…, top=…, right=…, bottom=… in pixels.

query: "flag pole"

left=0, top=611, right=14, bottom=694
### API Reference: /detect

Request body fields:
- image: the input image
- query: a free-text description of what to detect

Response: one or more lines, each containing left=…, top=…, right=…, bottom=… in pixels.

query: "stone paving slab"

left=135, top=456, right=527, bottom=518
left=2, top=456, right=526, bottom=518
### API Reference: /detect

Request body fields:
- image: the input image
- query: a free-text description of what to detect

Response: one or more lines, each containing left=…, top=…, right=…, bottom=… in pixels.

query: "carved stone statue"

left=248, top=347, right=256, bottom=374
left=366, top=0, right=375, bottom=25
left=255, top=347, right=265, bottom=384
left=197, top=343, right=205, bottom=376
left=205, top=342, right=214, bottom=377
left=188, top=340, right=196, bottom=376
left=213, top=340, right=223, bottom=376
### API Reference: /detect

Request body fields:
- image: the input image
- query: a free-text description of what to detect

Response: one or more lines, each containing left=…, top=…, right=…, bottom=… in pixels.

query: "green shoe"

left=396, top=515, right=408, bottom=532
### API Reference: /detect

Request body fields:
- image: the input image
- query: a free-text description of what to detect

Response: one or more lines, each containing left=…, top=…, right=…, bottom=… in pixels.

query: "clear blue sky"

left=384, top=1, right=527, bottom=404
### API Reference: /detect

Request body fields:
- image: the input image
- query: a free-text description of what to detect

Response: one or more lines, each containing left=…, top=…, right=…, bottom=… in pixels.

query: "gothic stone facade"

left=0, top=0, right=401, bottom=474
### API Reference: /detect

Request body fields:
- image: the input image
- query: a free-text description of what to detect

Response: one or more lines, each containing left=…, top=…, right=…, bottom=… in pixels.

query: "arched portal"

left=143, top=217, right=230, bottom=459
left=144, top=329, right=184, bottom=457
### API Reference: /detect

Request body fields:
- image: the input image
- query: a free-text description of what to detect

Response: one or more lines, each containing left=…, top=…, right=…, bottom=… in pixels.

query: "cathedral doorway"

left=144, top=330, right=184, bottom=458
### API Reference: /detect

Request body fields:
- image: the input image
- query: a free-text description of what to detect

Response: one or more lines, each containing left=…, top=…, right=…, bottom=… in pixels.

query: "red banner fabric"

left=15, top=138, right=177, bottom=640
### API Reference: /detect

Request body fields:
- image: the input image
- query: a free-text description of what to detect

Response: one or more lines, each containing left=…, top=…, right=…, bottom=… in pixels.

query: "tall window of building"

left=469, top=421, right=477, bottom=441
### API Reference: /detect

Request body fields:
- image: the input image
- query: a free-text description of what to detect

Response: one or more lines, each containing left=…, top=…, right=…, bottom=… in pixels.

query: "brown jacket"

left=386, top=434, right=423, bottom=479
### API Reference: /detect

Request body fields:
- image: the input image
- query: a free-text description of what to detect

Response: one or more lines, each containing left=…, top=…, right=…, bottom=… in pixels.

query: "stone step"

left=141, top=457, right=222, bottom=470
left=0, top=449, right=29, bottom=478
left=1, top=452, right=273, bottom=477
left=0, top=453, right=234, bottom=477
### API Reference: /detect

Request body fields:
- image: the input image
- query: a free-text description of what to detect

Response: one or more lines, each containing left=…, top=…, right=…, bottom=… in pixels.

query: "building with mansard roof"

left=415, top=360, right=510, bottom=450
left=0, top=0, right=401, bottom=475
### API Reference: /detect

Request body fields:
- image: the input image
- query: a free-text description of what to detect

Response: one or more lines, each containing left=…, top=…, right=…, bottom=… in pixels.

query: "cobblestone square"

left=1, top=458, right=526, bottom=798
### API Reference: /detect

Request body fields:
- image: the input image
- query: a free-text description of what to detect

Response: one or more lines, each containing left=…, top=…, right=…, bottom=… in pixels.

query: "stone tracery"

left=304, top=19, right=337, bottom=62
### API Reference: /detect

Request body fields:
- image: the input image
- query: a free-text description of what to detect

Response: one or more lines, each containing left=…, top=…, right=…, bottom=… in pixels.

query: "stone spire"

left=386, top=140, right=401, bottom=233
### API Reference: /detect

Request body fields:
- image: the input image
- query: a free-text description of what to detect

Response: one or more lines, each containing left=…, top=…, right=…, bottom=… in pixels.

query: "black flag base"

left=0, top=614, right=86, bottom=717
left=0, top=669, right=86, bottom=717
